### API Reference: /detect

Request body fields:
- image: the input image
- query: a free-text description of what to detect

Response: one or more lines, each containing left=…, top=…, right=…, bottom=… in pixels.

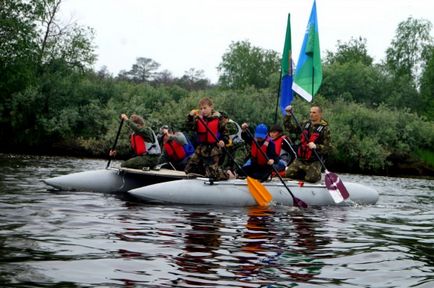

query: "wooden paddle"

left=245, top=128, right=308, bottom=208
left=195, top=115, right=272, bottom=206
left=106, top=119, right=124, bottom=169
left=289, top=109, right=349, bottom=203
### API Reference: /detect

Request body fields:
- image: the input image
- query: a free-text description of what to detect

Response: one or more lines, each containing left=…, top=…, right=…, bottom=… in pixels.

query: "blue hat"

left=255, top=123, right=268, bottom=139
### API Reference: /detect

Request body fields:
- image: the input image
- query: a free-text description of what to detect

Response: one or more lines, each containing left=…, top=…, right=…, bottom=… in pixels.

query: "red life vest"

left=251, top=138, right=270, bottom=166
left=130, top=133, right=147, bottom=156
left=196, top=117, right=219, bottom=144
left=298, top=122, right=324, bottom=161
left=273, top=135, right=289, bottom=155
left=164, top=140, right=186, bottom=162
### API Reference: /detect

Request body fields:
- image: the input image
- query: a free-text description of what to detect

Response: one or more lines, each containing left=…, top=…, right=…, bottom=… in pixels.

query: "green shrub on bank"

left=2, top=72, right=433, bottom=175
left=327, top=100, right=434, bottom=173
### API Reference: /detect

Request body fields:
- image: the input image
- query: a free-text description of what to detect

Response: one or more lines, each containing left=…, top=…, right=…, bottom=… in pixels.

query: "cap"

left=254, top=123, right=268, bottom=139
left=269, top=124, right=283, bottom=133
left=220, top=111, right=229, bottom=118
left=160, top=125, right=169, bottom=131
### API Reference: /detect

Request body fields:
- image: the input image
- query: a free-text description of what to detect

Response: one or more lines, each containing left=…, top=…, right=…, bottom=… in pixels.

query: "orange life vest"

left=196, top=117, right=219, bottom=144
left=130, top=133, right=147, bottom=156
left=298, top=122, right=324, bottom=161
left=164, top=140, right=186, bottom=162
left=251, top=138, right=270, bottom=166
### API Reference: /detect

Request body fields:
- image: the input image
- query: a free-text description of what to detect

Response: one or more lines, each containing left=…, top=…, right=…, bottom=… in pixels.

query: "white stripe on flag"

left=292, top=82, right=312, bottom=102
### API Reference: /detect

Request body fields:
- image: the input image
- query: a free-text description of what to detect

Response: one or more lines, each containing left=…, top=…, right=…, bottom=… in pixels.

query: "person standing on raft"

left=184, top=97, right=233, bottom=180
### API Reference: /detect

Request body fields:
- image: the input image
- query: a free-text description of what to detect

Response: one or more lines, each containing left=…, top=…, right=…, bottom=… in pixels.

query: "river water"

left=0, top=154, right=433, bottom=287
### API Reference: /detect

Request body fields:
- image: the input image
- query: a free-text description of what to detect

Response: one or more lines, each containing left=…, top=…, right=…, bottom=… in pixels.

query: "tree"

left=320, top=62, right=386, bottom=107
left=383, top=17, right=434, bottom=113
left=419, top=47, right=434, bottom=120
left=0, top=0, right=98, bottom=150
left=217, top=40, right=280, bottom=89
left=385, top=17, right=434, bottom=87
left=153, top=69, right=175, bottom=86
left=325, top=37, right=373, bottom=66
left=0, top=0, right=38, bottom=65
left=123, top=57, right=161, bottom=83
left=36, top=0, right=96, bottom=70
left=321, top=37, right=385, bottom=106
left=0, top=0, right=39, bottom=105
left=1, top=0, right=40, bottom=146
left=176, top=68, right=211, bottom=90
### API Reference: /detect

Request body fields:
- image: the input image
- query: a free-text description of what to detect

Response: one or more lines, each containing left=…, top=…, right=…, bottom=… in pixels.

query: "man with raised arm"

left=283, top=105, right=331, bottom=183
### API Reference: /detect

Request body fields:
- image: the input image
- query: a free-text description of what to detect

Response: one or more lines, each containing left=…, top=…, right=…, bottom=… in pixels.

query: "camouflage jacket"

left=125, top=119, right=154, bottom=143
left=283, top=115, right=331, bottom=158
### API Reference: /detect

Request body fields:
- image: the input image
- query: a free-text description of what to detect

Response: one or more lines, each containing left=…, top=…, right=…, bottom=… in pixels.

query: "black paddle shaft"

left=244, top=128, right=307, bottom=208
left=106, top=119, right=124, bottom=169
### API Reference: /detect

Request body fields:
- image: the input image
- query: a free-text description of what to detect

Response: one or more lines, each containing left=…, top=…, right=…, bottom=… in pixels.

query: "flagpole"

left=312, top=45, right=315, bottom=96
left=277, top=13, right=293, bottom=119
left=274, top=69, right=283, bottom=124
left=311, top=11, right=315, bottom=97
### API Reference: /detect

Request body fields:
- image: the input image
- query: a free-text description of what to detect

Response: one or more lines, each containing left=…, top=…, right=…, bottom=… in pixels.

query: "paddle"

left=195, top=115, right=272, bottom=206
left=244, top=128, right=308, bottom=208
left=106, top=119, right=124, bottom=169
left=288, top=109, right=349, bottom=203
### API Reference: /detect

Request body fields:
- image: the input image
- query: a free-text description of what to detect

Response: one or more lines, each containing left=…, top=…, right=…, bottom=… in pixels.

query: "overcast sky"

left=60, top=0, right=434, bottom=83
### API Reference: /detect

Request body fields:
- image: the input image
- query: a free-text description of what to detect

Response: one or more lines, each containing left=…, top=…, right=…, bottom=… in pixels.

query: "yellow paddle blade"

left=246, top=177, right=272, bottom=206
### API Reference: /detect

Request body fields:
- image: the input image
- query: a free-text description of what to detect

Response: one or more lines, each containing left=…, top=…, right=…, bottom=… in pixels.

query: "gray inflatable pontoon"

left=43, top=168, right=188, bottom=193
left=128, top=178, right=379, bottom=207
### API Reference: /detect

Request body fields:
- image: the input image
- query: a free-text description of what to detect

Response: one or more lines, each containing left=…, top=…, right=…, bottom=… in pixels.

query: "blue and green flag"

left=279, top=13, right=293, bottom=115
left=292, top=0, right=322, bottom=102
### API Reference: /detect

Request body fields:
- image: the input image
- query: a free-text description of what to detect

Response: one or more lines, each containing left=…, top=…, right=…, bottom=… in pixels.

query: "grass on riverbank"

left=416, top=149, right=434, bottom=167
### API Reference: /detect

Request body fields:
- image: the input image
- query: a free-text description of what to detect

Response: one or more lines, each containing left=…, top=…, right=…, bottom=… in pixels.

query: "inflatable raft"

left=127, top=178, right=379, bottom=207
left=43, top=167, right=188, bottom=193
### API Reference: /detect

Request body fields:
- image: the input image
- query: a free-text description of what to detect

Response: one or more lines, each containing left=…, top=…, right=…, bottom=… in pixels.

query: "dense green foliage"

left=217, top=41, right=281, bottom=89
left=420, top=47, right=434, bottom=120
left=1, top=1, right=433, bottom=176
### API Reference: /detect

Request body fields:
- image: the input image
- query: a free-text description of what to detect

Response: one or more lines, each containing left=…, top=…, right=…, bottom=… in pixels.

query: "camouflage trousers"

left=121, top=154, right=160, bottom=170
left=285, top=159, right=322, bottom=183
left=220, top=142, right=250, bottom=171
left=185, top=144, right=229, bottom=180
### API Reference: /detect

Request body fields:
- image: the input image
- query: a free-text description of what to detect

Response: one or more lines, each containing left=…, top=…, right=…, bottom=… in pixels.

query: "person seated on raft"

left=239, top=123, right=279, bottom=182
left=184, top=97, right=234, bottom=180
left=158, top=125, right=194, bottom=171
left=283, top=105, right=331, bottom=183
left=268, top=124, right=297, bottom=174
left=109, top=113, right=161, bottom=170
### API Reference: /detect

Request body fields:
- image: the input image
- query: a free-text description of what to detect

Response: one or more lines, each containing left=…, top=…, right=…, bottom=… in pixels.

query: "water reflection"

left=1, top=154, right=434, bottom=287
left=230, top=207, right=331, bottom=285
left=234, top=207, right=276, bottom=281
left=282, top=210, right=330, bottom=283
left=174, top=211, right=222, bottom=285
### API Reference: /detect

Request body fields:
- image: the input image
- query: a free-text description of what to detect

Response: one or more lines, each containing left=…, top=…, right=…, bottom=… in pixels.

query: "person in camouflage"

left=110, top=113, right=160, bottom=170
left=218, top=111, right=249, bottom=173
left=283, top=105, right=331, bottom=183
left=184, top=97, right=231, bottom=180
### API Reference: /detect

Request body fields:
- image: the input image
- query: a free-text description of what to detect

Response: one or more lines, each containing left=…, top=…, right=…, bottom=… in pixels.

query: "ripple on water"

left=0, top=154, right=434, bottom=287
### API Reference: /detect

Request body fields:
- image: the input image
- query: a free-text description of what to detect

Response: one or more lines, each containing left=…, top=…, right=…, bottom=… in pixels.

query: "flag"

left=279, top=13, right=293, bottom=115
left=292, top=0, right=322, bottom=102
